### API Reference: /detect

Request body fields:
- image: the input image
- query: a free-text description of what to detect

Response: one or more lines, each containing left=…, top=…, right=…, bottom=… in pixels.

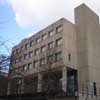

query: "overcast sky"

left=6, top=0, right=100, bottom=28
left=0, top=0, right=100, bottom=55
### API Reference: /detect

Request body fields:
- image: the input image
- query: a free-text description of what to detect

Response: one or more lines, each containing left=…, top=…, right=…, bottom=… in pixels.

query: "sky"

left=0, top=0, right=100, bottom=56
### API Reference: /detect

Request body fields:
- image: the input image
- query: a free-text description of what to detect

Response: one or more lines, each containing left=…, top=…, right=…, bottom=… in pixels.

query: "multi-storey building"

left=8, top=4, right=100, bottom=100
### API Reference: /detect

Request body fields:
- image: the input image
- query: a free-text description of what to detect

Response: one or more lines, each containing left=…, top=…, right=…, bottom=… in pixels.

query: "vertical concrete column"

left=62, top=66, right=67, bottom=94
left=21, top=79, right=24, bottom=94
left=7, top=81, right=11, bottom=95
left=37, top=73, right=42, bottom=92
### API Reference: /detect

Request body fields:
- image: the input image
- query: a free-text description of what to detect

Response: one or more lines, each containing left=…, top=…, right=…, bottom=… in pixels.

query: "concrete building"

left=8, top=4, right=100, bottom=100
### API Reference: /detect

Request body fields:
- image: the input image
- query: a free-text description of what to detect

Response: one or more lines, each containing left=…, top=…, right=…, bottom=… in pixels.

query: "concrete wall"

left=75, top=3, right=100, bottom=96
left=63, top=19, right=78, bottom=70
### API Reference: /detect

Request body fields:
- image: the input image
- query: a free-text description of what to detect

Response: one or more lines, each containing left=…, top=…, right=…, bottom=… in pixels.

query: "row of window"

left=14, top=51, right=63, bottom=72
left=14, top=37, right=63, bottom=64
left=14, top=25, right=63, bottom=55
left=24, top=51, right=63, bottom=71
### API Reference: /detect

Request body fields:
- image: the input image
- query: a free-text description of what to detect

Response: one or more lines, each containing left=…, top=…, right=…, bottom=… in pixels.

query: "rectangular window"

left=29, top=51, right=33, bottom=58
left=41, top=45, right=46, bottom=52
left=36, top=37, right=41, bottom=43
left=40, top=58, right=46, bottom=66
left=28, top=63, right=32, bottom=70
left=56, top=37, right=63, bottom=46
left=35, top=48, right=40, bottom=55
left=34, top=60, right=39, bottom=68
left=42, top=34, right=47, bottom=40
left=48, top=42, right=55, bottom=49
left=19, top=57, right=21, bottom=62
left=30, top=40, right=34, bottom=47
left=13, top=51, right=15, bottom=55
left=49, top=30, right=55, bottom=36
left=16, top=49, right=18, bottom=54
left=17, top=49, right=20, bottom=53
left=20, top=67, right=23, bottom=72
left=15, top=69, right=18, bottom=73
left=15, top=59, right=18, bottom=64
left=25, top=44, right=28, bottom=50
left=56, top=25, right=63, bottom=33
left=55, top=52, right=63, bottom=61
left=24, top=54, right=27, bottom=59
left=24, top=65, right=27, bottom=71
left=21, top=46, right=24, bottom=51
left=68, top=53, right=71, bottom=61
left=48, top=55, right=54, bottom=64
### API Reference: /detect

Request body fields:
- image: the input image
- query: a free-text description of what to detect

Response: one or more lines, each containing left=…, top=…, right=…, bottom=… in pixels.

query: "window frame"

left=49, top=30, right=55, bottom=36
left=56, top=37, right=63, bottom=47
left=42, top=33, right=48, bottom=40
left=35, top=48, right=40, bottom=55
left=48, top=41, right=55, bottom=49
left=56, top=25, right=63, bottom=33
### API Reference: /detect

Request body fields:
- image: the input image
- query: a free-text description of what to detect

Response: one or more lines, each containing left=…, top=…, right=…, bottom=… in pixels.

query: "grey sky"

left=6, top=0, right=100, bottom=31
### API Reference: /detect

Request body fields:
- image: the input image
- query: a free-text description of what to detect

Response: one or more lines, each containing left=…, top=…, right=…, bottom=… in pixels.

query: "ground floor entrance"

left=8, top=67, right=78, bottom=97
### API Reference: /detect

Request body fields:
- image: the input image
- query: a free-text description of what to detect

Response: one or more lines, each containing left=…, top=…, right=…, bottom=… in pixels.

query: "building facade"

left=8, top=4, right=100, bottom=100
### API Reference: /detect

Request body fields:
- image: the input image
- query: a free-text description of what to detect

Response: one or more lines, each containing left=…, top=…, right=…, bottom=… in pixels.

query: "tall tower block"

left=75, top=4, right=100, bottom=92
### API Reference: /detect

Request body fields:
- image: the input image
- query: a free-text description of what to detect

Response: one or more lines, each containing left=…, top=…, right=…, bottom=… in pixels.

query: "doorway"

left=67, top=68, right=78, bottom=96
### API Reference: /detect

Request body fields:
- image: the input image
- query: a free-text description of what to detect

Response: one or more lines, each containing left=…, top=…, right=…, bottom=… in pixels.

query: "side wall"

left=63, top=19, right=78, bottom=70
left=75, top=4, right=100, bottom=94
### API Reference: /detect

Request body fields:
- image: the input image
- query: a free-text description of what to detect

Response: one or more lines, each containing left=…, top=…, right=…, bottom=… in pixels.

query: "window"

left=49, top=30, right=55, bottom=36
left=13, top=51, right=15, bottom=55
left=40, top=58, right=46, bottom=66
left=41, top=45, right=46, bottom=52
left=36, top=37, right=41, bottom=43
left=35, top=48, right=40, bottom=55
left=56, top=38, right=63, bottom=46
left=25, top=44, right=28, bottom=50
left=24, top=54, right=27, bottom=59
left=28, top=63, right=32, bottom=70
left=48, top=55, right=54, bottom=64
left=48, top=42, right=55, bottom=49
left=15, top=69, right=18, bottom=73
left=17, top=49, right=20, bottom=53
left=56, top=25, right=63, bottom=33
left=55, top=52, right=63, bottom=61
left=20, top=67, right=24, bottom=72
left=19, top=57, right=21, bottom=62
left=21, top=46, right=24, bottom=51
left=34, top=60, right=39, bottom=67
left=29, top=51, right=33, bottom=58
left=68, top=53, right=71, bottom=61
left=16, top=59, right=19, bottom=63
left=16, top=49, right=18, bottom=54
left=30, top=40, right=34, bottom=47
left=42, top=34, right=47, bottom=40
left=24, top=65, right=27, bottom=71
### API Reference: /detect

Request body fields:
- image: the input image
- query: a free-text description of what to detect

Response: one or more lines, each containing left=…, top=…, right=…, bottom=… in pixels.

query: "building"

left=8, top=4, right=100, bottom=100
